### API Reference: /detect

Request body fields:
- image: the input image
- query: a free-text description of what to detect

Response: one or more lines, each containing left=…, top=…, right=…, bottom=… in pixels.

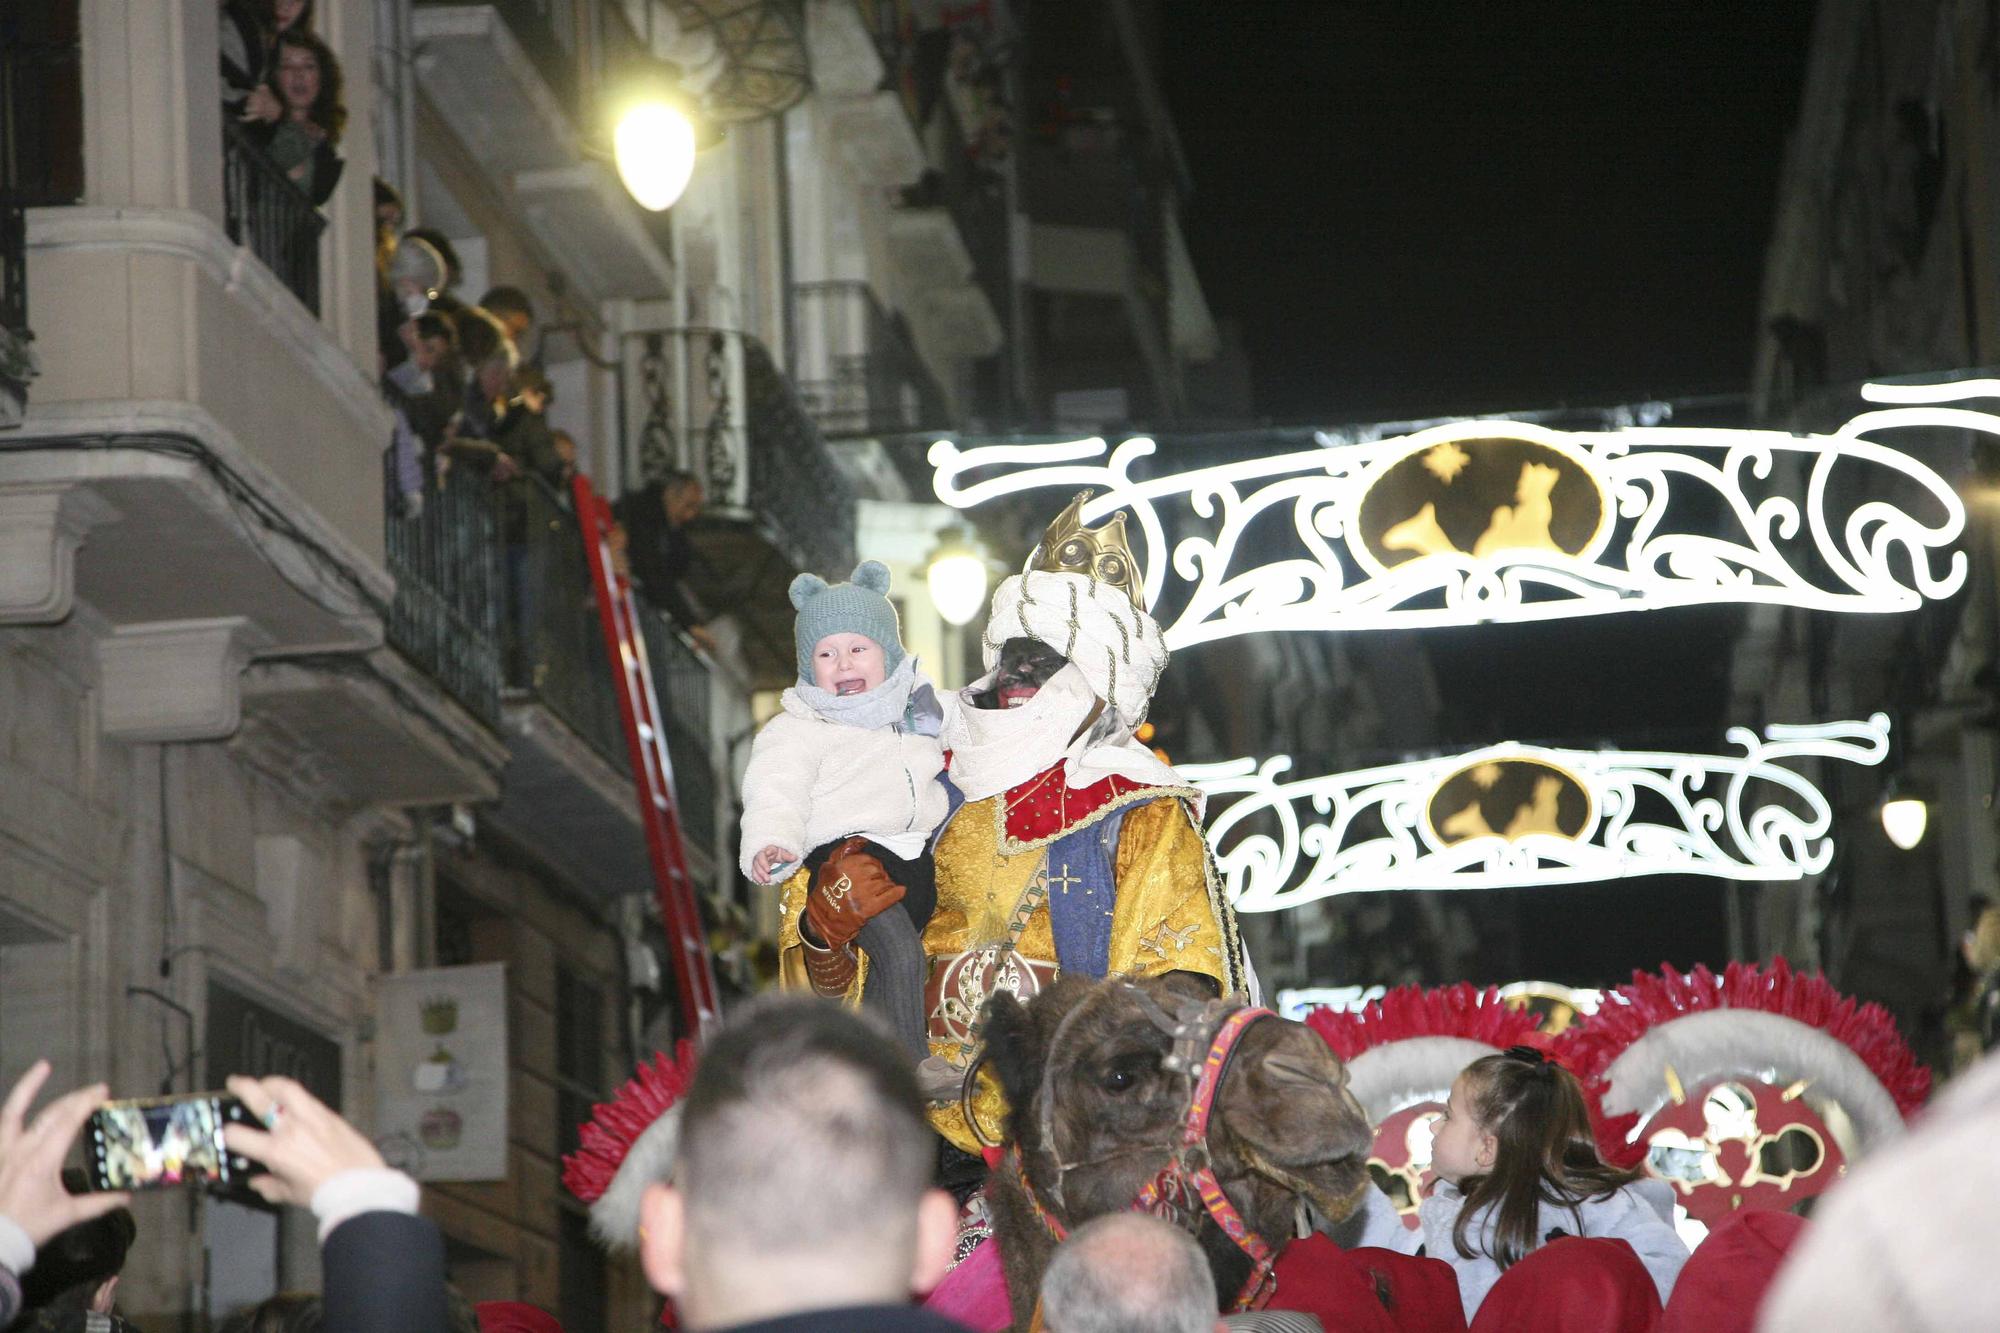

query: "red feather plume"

left=1306, top=982, right=1546, bottom=1062
left=1556, top=958, right=1932, bottom=1168
left=562, top=1039, right=699, bottom=1204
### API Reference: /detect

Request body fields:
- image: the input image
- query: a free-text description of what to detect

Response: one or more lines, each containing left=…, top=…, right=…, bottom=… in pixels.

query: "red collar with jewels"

left=1000, top=764, right=1166, bottom=845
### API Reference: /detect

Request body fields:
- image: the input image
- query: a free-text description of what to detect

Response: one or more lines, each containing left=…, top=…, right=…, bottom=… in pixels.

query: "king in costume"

left=775, top=493, right=1249, bottom=1151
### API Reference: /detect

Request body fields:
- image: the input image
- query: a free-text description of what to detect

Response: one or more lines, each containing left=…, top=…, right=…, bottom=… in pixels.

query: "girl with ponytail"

left=1422, top=1045, right=1690, bottom=1320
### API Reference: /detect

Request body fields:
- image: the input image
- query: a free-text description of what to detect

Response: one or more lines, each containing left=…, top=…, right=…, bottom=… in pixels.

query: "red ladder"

left=573, top=473, right=721, bottom=1041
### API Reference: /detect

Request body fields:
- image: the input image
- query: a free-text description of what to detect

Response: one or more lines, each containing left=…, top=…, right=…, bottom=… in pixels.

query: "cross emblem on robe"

left=1049, top=863, right=1083, bottom=896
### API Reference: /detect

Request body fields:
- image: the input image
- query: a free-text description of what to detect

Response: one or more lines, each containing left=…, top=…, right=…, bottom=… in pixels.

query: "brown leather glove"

left=803, top=838, right=906, bottom=951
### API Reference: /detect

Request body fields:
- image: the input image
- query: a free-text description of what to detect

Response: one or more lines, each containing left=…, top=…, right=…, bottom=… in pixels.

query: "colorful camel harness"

left=1008, top=990, right=1283, bottom=1312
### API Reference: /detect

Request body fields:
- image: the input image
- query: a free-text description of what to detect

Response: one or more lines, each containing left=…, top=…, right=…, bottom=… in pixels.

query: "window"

left=553, top=964, right=608, bottom=1329
left=557, top=1206, right=607, bottom=1331
left=434, top=880, right=482, bottom=967
left=554, top=964, right=603, bottom=1158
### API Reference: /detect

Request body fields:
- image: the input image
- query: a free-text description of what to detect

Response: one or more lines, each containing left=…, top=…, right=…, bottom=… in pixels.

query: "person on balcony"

left=220, top=0, right=314, bottom=121
left=479, top=287, right=537, bottom=362
left=615, top=471, right=717, bottom=655
left=490, top=362, right=564, bottom=678
left=438, top=307, right=517, bottom=475
left=246, top=28, right=345, bottom=207
left=404, top=229, right=467, bottom=319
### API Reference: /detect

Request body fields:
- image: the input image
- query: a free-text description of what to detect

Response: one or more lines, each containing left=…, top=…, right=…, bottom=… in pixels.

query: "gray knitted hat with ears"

left=789, top=560, right=906, bottom=685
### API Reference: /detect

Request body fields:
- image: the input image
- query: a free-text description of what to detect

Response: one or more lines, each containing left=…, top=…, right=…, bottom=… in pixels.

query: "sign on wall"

left=373, top=963, right=508, bottom=1182
left=205, top=981, right=343, bottom=1110
left=930, top=380, right=1974, bottom=644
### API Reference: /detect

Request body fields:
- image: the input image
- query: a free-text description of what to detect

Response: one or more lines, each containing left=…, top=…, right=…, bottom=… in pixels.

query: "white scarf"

left=941, top=663, right=1194, bottom=808
left=792, top=654, right=939, bottom=734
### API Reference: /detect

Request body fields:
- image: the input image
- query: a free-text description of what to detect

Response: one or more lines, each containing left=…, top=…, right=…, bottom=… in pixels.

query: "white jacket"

left=1414, top=1177, right=1689, bottom=1319
left=737, top=688, right=949, bottom=882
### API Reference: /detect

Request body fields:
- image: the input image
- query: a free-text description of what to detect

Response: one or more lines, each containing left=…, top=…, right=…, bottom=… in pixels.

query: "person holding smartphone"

left=0, top=1063, right=132, bottom=1328
left=0, top=1062, right=445, bottom=1333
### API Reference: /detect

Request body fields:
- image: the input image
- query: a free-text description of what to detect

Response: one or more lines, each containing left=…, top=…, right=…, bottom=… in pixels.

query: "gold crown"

left=1028, top=491, right=1144, bottom=610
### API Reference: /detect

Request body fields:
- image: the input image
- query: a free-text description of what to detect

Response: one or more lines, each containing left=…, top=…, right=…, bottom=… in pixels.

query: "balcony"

left=622, top=327, right=857, bottom=689
left=482, top=476, right=724, bottom=900
left=791, top=281, right=949, bottom=438
left=385, top=466, right=504, bottom=725
left=0, top=3, right=509, bottom=808
left=410, top=2, right=674, bottom=300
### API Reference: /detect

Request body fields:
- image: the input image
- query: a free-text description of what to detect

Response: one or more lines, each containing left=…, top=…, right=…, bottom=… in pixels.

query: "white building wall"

left=0, top=621, right=382, bottom=1325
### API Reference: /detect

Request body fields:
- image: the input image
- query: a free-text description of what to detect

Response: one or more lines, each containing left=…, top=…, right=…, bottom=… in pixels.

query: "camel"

left=979, top=973, right=1376, bottom=1323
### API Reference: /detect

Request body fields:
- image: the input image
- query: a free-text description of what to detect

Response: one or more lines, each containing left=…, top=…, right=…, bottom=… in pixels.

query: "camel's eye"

left=1097, top=1052, right=1152, bottom=1094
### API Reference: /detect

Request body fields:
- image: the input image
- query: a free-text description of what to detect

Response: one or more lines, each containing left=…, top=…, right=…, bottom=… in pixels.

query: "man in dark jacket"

left=615, top=471, right=716, bottom=654
left=637, top=998, right=966, bottom=1331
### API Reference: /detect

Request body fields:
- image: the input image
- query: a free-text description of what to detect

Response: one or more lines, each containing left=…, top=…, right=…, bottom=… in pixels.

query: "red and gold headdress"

left=562, top=1040, right=698, bottom=1250
left=1558, top=958, right=1929, bottom=1228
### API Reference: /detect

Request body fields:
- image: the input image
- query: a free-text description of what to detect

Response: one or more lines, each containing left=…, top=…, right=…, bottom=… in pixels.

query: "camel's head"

left=983, top=973, right=1373, bottom=1294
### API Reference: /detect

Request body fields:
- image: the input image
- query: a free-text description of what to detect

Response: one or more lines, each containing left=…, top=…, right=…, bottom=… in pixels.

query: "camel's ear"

left=980, top=991, right=1043, bottom=1129
left=1157, top=970, right=1220, bottom=1003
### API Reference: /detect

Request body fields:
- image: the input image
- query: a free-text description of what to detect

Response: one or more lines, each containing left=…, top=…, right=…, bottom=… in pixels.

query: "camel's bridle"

left=1009, top=988, right=1283, bottom=1313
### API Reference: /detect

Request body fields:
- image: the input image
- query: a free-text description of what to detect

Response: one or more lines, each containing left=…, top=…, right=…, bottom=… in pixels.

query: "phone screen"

left=88, top=1095, right=238, bottom=1191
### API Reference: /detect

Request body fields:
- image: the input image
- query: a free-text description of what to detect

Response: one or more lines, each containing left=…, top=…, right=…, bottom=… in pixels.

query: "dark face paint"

left=973, top=637, right=1070, bottom=710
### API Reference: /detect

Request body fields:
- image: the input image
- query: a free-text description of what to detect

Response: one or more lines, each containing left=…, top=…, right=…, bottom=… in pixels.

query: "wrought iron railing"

left=507, top=475, right=720, bottom=856
left=515, top=474, right=628, bottom=764
left=384, top=465, right=503, bottom=724
left=791, top=281, right=949, bottom=438
left=741, top=336, right=858, bottom=578
left=636, top=604, right=717, bottom=857
left=222, top=119, right=326, bottom=316
left=627, top=327, right=857, bottom=579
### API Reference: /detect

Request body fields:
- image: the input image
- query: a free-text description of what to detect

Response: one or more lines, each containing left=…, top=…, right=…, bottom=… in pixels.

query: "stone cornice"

left=25, top=207, right=392, bottom=446
left=5, top=398, right=396, bottom=611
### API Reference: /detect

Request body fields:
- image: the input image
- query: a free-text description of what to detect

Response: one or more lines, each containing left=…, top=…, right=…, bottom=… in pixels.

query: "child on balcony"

left=740, top=561, right=947, bottom=1062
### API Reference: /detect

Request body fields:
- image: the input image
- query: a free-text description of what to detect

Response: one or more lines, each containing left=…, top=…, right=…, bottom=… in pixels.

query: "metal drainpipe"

left=775, top=113, right=798, bottom=377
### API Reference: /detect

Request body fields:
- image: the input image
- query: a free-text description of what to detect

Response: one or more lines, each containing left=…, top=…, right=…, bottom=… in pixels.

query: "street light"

left=927, top=528, right=990, bottom=627
left=602, top=59, right=714, bottom=213
left=614, top=99, right=699, bottom=211
left=1881, top=790, right=1930, bottom=850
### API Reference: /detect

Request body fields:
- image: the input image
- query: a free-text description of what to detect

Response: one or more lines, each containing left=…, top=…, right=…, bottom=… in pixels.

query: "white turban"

left=941, top=571, right=1186, bottom=806
left=980, top=571, right=1169, bottom=735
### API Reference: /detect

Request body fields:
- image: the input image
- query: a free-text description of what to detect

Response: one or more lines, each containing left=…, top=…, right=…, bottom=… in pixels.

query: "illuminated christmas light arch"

left=929, top=382, right=1973, bottom=646
left=1180, top=715, right=1891, bottom=913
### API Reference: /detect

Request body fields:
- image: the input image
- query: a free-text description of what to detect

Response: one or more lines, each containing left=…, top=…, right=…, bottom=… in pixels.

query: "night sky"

left=1158, top=5, right=1823, bottom=982
left=1163, top=2, right=1822, bottom=423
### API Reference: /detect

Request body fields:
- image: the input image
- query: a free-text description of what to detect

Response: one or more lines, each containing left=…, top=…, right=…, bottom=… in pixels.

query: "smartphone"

left=84, top=1093, right=261, bottom=1194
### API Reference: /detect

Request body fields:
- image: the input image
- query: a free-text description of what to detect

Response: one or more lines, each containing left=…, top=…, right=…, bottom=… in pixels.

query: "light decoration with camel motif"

left=929, top=379, right=1976, bottom=645
left=1179, top=715, right=1891, bottom=913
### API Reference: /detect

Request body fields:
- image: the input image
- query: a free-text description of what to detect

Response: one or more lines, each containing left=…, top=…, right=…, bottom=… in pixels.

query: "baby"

left=739, top=561, right=947, bottom=1058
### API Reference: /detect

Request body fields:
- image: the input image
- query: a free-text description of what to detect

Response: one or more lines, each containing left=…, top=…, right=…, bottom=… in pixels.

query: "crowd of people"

left=215, top=0, right=716, bottom=668
left=1, top=999, right=1996, bottom=1332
